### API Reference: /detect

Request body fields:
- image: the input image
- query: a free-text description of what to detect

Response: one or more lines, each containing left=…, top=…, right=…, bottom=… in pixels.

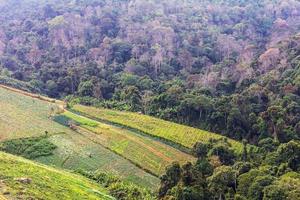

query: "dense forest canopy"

left=0, top=0, right=299, bottom=145
left=0, top=0, right=300, bottom=200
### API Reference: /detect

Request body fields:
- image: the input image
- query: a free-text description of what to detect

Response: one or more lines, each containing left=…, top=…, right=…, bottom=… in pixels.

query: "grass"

left=0, top=87, right=159, bottom=190
left=55, top=111, right=196, bottom=176
left=0, top=152, right=114, bottom=200
left=78, top=170, right=155, bottom=200
left=0, top=86, right=65, bottom=141
left=72, top=105, right=245, bottom=153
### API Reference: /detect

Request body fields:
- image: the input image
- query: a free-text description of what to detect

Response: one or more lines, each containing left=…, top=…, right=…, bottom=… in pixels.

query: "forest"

left=0, top=0, right=299, bottom=199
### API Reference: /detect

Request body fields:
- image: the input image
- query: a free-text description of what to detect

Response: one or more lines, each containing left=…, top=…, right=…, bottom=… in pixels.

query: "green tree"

left=248, top=175, right=275, bottom=200
left=159, top=162, right=182, bottom=198
left=121, top=86, right=142, bottom=111
left=78, top=80, right=94, bottom=97
left=208, top=166, right=237, bottom=200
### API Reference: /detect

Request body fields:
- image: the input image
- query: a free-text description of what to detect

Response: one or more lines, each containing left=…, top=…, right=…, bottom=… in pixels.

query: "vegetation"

left=72, top=105, right=245, bottom=153
left=158, top=139, right=300, bottom=200
left=0, top=136, right=57, bottom=159
left=0, top=86, right=159, bottom=189
left=55, top=111, right=195, bottom=176
left=0, top=151, right=114, bottom=200
left=0, top=0, right=299, bottom=146
left=77, top=170, right=155, bottom=200
left=0, top=0, right=299, bottom=199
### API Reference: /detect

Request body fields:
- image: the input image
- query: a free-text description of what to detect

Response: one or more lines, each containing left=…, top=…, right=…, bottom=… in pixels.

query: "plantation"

left=0, top=87, right=65, bottom=141
left=0, top=152, right=114, bottom=200
left=0, top=87, right=159, bottom=189
left=56, top=111, right=196, bottom=176
left=72, top=105, right=245, bottom=153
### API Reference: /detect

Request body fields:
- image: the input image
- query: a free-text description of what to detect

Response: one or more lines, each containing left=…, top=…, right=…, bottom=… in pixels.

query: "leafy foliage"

left=0, top=0, right=299, bottom=146
left=158, top=139, right=300, bottom=200
left=0, top=136, right=57, bottom=159
left=77, top=170, right=155, bottom=200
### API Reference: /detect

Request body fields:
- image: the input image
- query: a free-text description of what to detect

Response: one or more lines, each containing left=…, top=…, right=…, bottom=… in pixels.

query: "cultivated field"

left=0, top=87, right=159, bottom=189
left=0, top=152, right=114, bottom=200
left=73, top=105, right=245, bottom=153
left=57, top=111, right=196, bottom=176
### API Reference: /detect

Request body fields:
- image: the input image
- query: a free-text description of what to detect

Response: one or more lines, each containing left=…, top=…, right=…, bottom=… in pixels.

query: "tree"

left=263, top=185, right=287, bottom=200
left=248, top=175, right=275, bottom=200
left=242, top=139, right=248, bottom=161
left=46, top=80, right=58, bottom=97
left=237, top=169, right=264, bottom=197
left=121, top=86, right=142, bottom=111
left=274, top=140, right=300, bottom=171
left=193, top=142, right=208, bottom=159
left=208, top=145, right=236, bottom=165
left=194, top=158, right=213, bottom=178
left=264, top=106, right=285, bottom=141
left=159, top=162, right=182, bottom=198
left=78, top=80, right=94, bottom=97
left=208, top=166, right=237, bottom=200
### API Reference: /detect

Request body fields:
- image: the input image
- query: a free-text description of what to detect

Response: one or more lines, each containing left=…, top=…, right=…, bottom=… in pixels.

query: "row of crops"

left=0, top=87, right=159, bottom=189
left=72, top=105, right=245, bottom=153
left=55, top=111, right=195, bottom=176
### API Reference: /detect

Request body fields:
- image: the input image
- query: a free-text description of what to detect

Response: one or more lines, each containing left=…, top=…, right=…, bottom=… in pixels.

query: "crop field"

left=56, top=111, right=196, bottom=176
left=0, top=87, right=65, bottom=141
left=0, top=87, right=159, bottom=189
left=73, top=105, right=245, bottom=153
left=0, top=152, right=114, bottom=200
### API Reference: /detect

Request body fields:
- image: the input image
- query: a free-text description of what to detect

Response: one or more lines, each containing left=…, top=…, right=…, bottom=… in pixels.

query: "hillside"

left=0, top=86, right=160, bottom=189
left=56, top=110, right=196, bottom=176
left=0, top=0, right=299, bottom=145
left=0, top=0, right=299, bottom=199
left=0, top=152, right=114, bottom=200
left=71, top=105, right=245, bottom=153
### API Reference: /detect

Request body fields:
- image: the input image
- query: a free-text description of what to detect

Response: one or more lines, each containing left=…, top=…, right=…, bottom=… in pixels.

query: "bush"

left=0, top=136, right=57, bottom=159
left=76, top=170, right=155, bottom=200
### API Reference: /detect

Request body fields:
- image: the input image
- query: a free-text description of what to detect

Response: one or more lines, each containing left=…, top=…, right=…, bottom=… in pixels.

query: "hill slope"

left=0, top=152, right=114, bottom=200
left=0, top=0, right=299, bottom=144
left=56, top=111, right=195, bottom=176
left=72, top=105, right=245, bottom=153
left=0, top=86, right=159, bottom=189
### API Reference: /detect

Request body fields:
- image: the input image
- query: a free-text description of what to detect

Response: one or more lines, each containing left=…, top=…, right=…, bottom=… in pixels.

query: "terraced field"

left=0, top=87, right=159, bottom=189
left=0, top=84, right=246, bottom=193
left=0, top=152, right=114, bottom=200
left=56, top=111, right=196, bottom=176
left=72, top=105, right=245, bottom=153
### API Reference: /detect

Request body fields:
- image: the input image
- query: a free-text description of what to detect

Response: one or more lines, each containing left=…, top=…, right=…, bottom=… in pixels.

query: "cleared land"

left=0, top=87, right=159, bottom=189
left=0, top=152, right=114, bottom=200
left=72, top=105, right=245, bottom=153
left=57, top=111, right=196, bottom=176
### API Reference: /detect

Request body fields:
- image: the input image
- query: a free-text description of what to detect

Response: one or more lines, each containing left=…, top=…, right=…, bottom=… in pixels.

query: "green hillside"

left=0, top=152, right=113, bottom=200
left=0, top=86, right=159, bottom=189
left=72, top=105, right=245, bottom=153
left=56, top=111, right=196, bottom=176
